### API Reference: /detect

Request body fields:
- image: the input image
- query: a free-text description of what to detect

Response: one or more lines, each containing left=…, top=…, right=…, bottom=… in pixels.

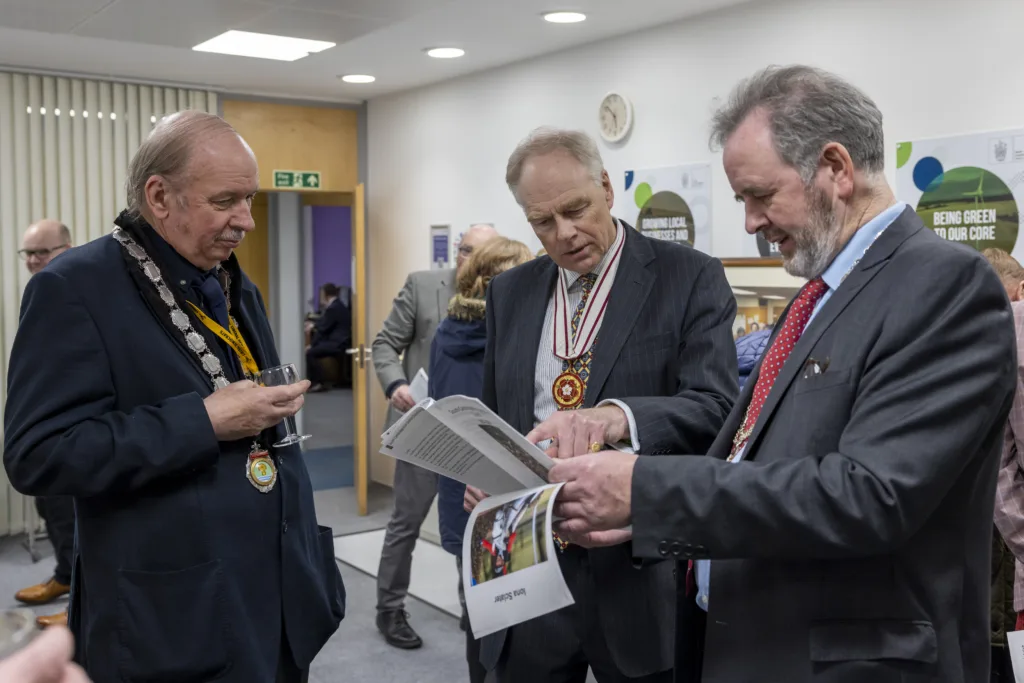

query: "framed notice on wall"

left=431, top=225, right=450, bottom=269
left=896, top=127, right=1024, bottom=260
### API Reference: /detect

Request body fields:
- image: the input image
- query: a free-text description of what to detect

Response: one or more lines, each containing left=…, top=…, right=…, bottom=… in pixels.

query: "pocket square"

left=802, top=357, right=830, bottom=379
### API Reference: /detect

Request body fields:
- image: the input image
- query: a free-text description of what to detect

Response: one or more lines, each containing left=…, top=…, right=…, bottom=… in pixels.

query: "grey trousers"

left=376, top=459, right=438, bottom=612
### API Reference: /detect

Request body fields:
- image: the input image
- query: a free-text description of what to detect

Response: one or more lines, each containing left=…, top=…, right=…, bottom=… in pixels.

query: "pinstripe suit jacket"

left=479, top=223, right=739, bottom=676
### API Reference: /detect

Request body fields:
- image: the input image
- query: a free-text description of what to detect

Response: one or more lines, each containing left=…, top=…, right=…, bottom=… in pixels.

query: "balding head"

left=126, top=110, right=259, bottom=269
left=21, top=219, right=71, bottom=275
left=457, top=224, right=499, bottom=272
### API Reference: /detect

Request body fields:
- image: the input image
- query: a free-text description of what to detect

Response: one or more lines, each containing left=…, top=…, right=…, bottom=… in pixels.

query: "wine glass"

left=258, top=363, right=312, bottom=447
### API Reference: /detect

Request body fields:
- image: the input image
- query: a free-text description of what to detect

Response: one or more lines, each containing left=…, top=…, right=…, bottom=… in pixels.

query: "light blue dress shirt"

left=695, top=202, right=906, bottom=611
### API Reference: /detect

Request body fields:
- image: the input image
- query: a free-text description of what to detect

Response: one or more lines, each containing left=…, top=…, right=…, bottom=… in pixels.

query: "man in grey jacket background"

left=372, top=223, right=497, bottom=648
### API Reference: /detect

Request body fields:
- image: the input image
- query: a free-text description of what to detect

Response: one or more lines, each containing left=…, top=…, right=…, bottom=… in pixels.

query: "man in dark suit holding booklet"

left=465, top=126, right=739, bottom=683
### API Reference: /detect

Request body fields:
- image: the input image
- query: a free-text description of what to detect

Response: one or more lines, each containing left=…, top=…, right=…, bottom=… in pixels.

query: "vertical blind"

left=0, top=72, right=218, bottom=537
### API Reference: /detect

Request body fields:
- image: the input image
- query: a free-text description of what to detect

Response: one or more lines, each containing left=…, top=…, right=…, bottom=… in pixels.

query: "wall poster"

left=622, top=163, right=712, bottom=254
left=430, top=224, right=451, bottom=270
left=895, top=128, right=1024, bottom=260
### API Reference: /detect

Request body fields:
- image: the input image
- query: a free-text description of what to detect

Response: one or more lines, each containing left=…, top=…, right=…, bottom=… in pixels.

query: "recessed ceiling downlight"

left=543, top=11, right=587, bottom=23
left=426, top=47, right=465, bottom=59
left=341, top=74, right=376, bottom=84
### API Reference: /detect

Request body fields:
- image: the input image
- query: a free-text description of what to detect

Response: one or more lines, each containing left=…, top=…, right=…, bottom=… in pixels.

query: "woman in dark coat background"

left=428, top=236, right=532, bottom=683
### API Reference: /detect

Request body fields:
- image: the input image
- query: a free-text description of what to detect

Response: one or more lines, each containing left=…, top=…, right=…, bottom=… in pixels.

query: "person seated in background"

left=429, top=236, right=533, bottom=683
left=306, top=283, right=352, bottom=392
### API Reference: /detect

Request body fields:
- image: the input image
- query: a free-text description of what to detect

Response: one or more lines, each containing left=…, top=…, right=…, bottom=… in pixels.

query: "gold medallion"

left=552, top=371, right=584, bottom=410
left=246, top=447, right=277, bottom=493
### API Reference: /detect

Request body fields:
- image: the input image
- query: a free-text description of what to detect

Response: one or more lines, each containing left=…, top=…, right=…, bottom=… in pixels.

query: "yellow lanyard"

left=186, top=302, right=260, bottom=379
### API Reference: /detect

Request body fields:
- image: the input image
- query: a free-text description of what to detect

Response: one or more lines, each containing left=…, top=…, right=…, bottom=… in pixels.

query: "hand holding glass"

left=258, top=363, right=311, bottom=447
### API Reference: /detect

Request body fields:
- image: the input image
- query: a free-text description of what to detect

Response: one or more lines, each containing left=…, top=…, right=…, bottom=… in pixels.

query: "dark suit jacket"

left=480, top=223, right=739, bottom=677
left=632, top=207, right=1017, bottom=683
left=3, top=218, right=345, bottom=683
left=311, top=297, right=351, bottom=354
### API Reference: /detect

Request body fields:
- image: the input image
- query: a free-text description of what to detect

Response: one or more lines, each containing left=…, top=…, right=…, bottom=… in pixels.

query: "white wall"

left=366, top=0, right=1024, bottom=464
left=368, top=0, right=1024, bottom=288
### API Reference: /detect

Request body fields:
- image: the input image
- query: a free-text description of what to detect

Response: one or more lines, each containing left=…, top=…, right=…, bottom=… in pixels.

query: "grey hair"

left=125, top=110, right=241, bottom=218
left=710, top=65, right=885, bottom=182
left=506, top=127, right=605, bottom=204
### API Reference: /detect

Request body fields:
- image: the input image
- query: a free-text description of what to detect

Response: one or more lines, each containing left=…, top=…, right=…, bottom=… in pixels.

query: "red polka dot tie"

left=728, top=277, right=829, bottom=460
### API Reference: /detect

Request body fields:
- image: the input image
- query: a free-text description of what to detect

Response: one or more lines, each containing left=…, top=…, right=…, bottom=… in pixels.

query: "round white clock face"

left=599, top=92, right=632, bottom=142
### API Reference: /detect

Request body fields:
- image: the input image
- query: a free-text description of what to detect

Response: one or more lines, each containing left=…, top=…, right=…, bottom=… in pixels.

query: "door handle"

left=345, top=345, right=371, bottom=368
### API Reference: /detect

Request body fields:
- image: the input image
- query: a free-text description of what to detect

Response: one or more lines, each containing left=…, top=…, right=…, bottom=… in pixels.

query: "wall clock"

left=598, top=91, right=633, bottom=143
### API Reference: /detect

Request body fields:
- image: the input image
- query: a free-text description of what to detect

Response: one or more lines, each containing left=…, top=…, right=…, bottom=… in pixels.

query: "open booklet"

left=380, top=395, right=555, bottom=496
left=380, top=396, right=575, bottom=636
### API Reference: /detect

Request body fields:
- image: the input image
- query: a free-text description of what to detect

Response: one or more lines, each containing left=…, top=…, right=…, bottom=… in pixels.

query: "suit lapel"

left=114, top=224, right=214, bottom=391
left=124, top=262, right=212, bottom=388
left=741, top=208, right=923, bottom=460
left=517, top=261, right=558, bottom=432
left=584, top=225, right=654, bottom=407
left=237, top=280, right=274, bottom=371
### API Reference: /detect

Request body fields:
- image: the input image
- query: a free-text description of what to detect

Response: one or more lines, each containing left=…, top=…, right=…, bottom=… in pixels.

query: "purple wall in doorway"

left=312, top=206, right=352, bottom=308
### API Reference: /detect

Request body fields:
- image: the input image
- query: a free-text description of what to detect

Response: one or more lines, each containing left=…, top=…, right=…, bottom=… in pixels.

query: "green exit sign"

left=272, top=170, right=322, bottom=189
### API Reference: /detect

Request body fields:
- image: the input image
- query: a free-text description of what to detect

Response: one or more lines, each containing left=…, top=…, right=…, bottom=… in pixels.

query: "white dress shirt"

left=532, top=220, right=641, bottom=451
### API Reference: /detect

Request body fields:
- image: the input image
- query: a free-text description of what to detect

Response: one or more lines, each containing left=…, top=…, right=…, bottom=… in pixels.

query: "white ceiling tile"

left=72, top=0, right=274, bottom=48
left=0, top=0, right=114, bottom=34
left=237, top=7, right=386, bottom=45
left=291, top=0, right=453, bottom=22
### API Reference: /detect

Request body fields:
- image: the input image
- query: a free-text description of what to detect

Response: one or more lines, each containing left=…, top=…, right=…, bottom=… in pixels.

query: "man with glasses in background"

left=20, top=219, right=71, bottom=276
left=14, top=219, right=75, bottom=628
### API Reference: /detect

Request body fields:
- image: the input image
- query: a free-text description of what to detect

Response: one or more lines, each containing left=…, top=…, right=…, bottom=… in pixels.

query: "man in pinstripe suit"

left=468, top=127, right=738, bottom=682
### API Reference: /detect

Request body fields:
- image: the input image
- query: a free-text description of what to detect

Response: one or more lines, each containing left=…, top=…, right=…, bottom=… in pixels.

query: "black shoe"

left=377, top=610, right=423, bottom=649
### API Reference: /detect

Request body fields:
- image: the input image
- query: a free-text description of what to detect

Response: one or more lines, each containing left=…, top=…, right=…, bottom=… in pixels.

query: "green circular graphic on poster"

left=637, top=191, right=695, bottom=247
left=916, top=166, right=1018, bottom=253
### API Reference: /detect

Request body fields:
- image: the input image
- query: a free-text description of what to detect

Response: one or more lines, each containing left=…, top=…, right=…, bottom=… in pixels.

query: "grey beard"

left=782, top=186, right=844, bottom=280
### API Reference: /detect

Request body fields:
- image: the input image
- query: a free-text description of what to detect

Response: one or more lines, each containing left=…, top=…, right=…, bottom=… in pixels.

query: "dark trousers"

left=457, top=556, right=487, bottom=683
left=496, top=547, right=673, bottom=683
left=992, top=644, right=1013, bottom=683
left=35, top=495, right=75, bottom=585
left=306, top=345, right=343, bottom=386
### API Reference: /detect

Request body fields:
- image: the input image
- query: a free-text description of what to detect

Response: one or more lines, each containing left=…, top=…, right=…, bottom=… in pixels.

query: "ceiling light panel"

left=193, top=30, right=335, bottom=61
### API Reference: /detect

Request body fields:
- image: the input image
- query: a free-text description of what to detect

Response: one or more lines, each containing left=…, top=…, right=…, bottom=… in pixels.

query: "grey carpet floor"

left=0, top=486, right=594, bottom=681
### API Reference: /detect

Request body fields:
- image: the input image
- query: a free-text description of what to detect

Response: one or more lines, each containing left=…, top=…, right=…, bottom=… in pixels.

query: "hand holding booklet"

left=379, top=395, right=575, bottom=637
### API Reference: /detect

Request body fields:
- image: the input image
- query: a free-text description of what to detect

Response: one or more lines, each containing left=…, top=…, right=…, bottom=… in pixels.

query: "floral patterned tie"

left=554, top=273, right=599, bottom=552
left=560, top=273, right=599, bottom=398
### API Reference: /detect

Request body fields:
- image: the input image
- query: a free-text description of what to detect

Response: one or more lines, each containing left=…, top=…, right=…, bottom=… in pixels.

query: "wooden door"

left=235, top=192, right=270, bottom=309
left=351, top=183, right=369, bottom=515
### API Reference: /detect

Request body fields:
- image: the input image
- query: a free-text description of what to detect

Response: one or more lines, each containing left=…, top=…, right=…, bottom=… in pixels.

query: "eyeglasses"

left=18, top=244, right=68, bottom=260
left=457, top=245, right=474, bottom=256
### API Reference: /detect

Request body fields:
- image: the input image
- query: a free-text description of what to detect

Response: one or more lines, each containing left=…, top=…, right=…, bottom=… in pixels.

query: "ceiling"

left=0, top=0, right=755, bottom=102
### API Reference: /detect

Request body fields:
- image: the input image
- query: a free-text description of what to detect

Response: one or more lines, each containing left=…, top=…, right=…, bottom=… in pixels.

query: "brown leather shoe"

left=35, top=610, right=67, bottom=628
left=15, top=578, right=70, bottom=605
